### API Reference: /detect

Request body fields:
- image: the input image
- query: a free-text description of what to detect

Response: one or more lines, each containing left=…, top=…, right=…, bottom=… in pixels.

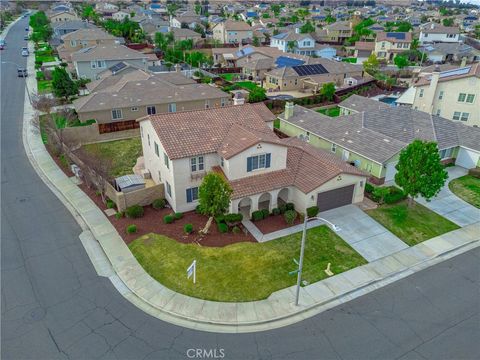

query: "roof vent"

left=383, top=138, right=390, bottom=142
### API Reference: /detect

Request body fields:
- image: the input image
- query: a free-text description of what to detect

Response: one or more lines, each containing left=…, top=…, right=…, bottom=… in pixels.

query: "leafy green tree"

left=252, top=36, right=260, bottom=47
left=325, top=15, right=336, bottom=24
left=442, top=18, right=454, bottom=26
left=248, top=87, right=267, bottom=103
left=363, top=54, right=380, bottom=75
left=262, top=13, right=270, bottom=19
left=394, top=55, right=409, bottom=69
left=394, top=140, right=448, bottom=206
left=52, top=67, right=78, bottom=101
left=271, top=4, right=281, bottom=16
left=198, top=173, right=233, bottom=234
left=321, top=82, right=336, bottom=101
left=300, top=21, right=315, bottom=34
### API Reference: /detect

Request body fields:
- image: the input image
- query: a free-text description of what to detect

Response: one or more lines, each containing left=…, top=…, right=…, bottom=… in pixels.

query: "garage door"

left=317, top=185, right=355, bottom=212
left=456, top=148, right=479, bottom=169
left=385, top=161, right=398, bottom=182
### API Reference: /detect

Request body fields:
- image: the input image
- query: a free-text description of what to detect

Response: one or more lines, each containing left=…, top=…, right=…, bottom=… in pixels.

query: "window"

left=164, top=152, right=169, bottom=169
left=168, top=103, right=176, bottom=113
left=111, top=108, right=122, bottom=120
left=419, top=89, right=424, bottom=98
left=186, top=187, right=199, bottom=203
left=190, top=156, right=204, bottom=172
left=220, top=157, right=224, bottom=167
left=221, top=98, right=227, bottom=107
left=91, top=60, right=97, bottom=69
left=458, top=93, right=467, bottom=102
left=460, top=112, right=469, bottom=122
left=96, top=60, right=105, bottom=68
left=453, top=111, right=462, bottom=121
left=331, top=143, right=336, bottom=153
left=154, top=142, right=159, bottom=157
left=205, top=100, right=210, bottom=109
left=146, top=106, right=156, bottom=115
left=438, top=91, right=444, bottom=100
left=166, top=181, right=172, bottom=197
left=131, top=107, right=138, bottom=112
left=247, top=153, right=271, bottom=172
left=70, top=40, right=76, bottom=47
left=439, top=148, right=453, bottom=159
left=147, top=134, right=150, bottom=146
left=447, top=34, right=456, bottom=38
left=466, top=94, right=475, bottom=103
left=158, top=170, right=161, bottom=182
left=436, top=109, right=441, bottom=116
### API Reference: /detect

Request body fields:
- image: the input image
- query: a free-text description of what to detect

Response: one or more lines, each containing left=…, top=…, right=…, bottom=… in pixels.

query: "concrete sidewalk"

left=21, top=49, right=480, bottom=333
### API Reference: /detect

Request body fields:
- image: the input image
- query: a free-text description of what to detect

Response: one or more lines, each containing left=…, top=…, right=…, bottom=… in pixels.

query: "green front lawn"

left=365, top=200, right=459, bottom=246
left=37, top=79, right=53, bottom=94
left=317, top=106, right=341, bottom=117
left=449, top=175, right=480, bottom=208
left=220, top=73, right=240, bottom=81
left=35, top=54, right=56, bottom=63
left=81, top=138, right=142, bottom=178
left=129, top=226, right=367, bottom=302
left=342, top=57, right=357, bottom=63
left=236, top=81, right=259, bottom=91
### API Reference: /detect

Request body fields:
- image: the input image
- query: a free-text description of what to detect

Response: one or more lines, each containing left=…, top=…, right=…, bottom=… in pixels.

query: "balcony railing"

left=190, top=171, right=207, bottom=181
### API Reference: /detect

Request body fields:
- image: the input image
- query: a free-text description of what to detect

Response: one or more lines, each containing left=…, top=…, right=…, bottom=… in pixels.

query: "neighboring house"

left=95, top=2, right=119, bottom=18
left=48, top=10, right=80, bottom=23
left=421, top=42, right=480, bottom=63
left=410, top=63, right=480, bottom=127
left=264, top=59, right=364, bottom=92
left=170, top=10, right=202, bottom=29
left=316, top=21, right=353, bottom=43
left=53, top=20, right=96, bottom=37
left=354, top=41, right=375, bottom=63
left=374, top=32, right=412, bottom=61
left=57, top=28, right=119, bottom=65
left=139, top=18, right=170, bottom=37
left=212, top=45, right=286, bottom=67
left=270, top=31, right=337, bottom=58
left=241, top=58, right=274, bottom=81
left=73, top=70, right=231, bottom=133
left=71, top=44, right=149, bottom=80
left=419, top=23, right=460, bottom=44
left=112, top=11, right=130, bottom=21
left=138, top=103, right=367, bottom=215
left=169, top=28, right=203, bottom=43
left=212, top=20, right=253, bottom=44
left=277, top=96, right=480, bottom=184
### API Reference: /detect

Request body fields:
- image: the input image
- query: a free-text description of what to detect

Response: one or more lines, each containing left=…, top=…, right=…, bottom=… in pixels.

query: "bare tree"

left=31, top=95, right=65, bottom=154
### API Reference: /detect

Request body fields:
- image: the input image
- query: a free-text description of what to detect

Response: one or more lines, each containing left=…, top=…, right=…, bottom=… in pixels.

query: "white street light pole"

left=2, top=60, right=32, bottom=103
left=295, top=216, right=340, bottom=306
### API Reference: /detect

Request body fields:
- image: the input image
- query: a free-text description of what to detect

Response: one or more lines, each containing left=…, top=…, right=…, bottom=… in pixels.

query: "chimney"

left=430, top=23, right=435, bottom=29
left=233, top=92, right=245, bottom=105
left=461, top=57, right=467, bottom=67
left=284, top=102, right=294, bottom=120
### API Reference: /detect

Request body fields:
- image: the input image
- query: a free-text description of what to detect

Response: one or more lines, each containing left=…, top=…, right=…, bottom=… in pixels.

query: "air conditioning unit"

left=141, top=169, right=151, bottom=179
left=71, top=164, right=82, bottom=178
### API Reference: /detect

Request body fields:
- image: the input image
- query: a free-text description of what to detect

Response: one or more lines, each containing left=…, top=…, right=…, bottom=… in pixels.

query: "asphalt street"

left=1, top=17, right=479, bottom=360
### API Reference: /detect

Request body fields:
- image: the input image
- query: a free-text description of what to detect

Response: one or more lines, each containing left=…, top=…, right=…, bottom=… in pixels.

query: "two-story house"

left=71, top=44, right=149, bottom=80
left=419, top=23, right=460, bottom=44
left=138, top=103, right=367, bottom=215
left=48, top=10, right=80, bottom=23
left=315, top=21, right=353, bottom=44
left=374, top=32, right=412, bottom=61
left=212, top=20, right=253, bottom=45
left=270, top=30, right=337, bottom=58
left=170, top=10, right=202, bottom=30
left=410, top=63, right=480, bottom=127
left=73, top=70, right=231, bottom=133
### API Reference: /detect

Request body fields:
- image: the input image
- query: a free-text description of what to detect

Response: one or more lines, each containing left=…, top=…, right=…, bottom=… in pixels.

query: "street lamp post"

left=295, top=216, right=340, bottom=306
left=1, top=60, right=32, bottom=103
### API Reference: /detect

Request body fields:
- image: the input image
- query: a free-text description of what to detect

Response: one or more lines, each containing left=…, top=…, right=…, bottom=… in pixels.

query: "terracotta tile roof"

left=224, top=137, right=366, bottom=199
left=355, top=41, right=375, bottom=51
left=141, top=103, right=277, bottom=160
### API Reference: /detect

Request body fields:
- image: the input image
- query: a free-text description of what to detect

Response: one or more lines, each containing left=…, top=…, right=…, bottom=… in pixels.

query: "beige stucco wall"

left=106, top=181, right=165, bottom=212
left=77, top=97, right=230, bottom=124
left=62, top=123, right=139, bottom=146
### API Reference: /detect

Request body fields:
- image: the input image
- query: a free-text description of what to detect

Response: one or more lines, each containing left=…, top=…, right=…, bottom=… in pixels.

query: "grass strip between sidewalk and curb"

left=129, top=226, right=367, bottom=302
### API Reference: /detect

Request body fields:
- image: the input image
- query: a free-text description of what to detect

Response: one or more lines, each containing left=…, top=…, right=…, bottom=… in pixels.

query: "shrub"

left=285, top=202, right=295, bottom=211
left=106, top=199, right=115, bottom=209
left=125, top=205, right=144, bottom=218
left=272, top=207, right=281, bottom=216
left=217, top=222, right=228, bottom=233
left=215, top=215, right=225, bottom=224
left=306, top=206, right=319, bottom=218
left=261, top=208, right=269, bottom=219
left=371, top=187, right=390, bottom=204
left=184, top=223, right=194, bottom=234
left=195, top=204, right=203, bottom=214
left=232, top=226, right=241, bottom=234
left=284, top=210, right=297, bottom=225
left=174, top=212, right=183, bottom=220
left=126, top=224, right=137, bottom=234
left=278, top=204, right=287, bottom=214
left=163, top=214, right=174, bottom=224
left=115, top=212, right=123, bottom=219
left=384, top=187, right=406, bottom=204
left=225, top=213, right=243, bottom=223
left=152, top=198, right=166, bottom=209
left=365, top=183, right=374, bottom=194
left=252, top=210, right=264, bottom=222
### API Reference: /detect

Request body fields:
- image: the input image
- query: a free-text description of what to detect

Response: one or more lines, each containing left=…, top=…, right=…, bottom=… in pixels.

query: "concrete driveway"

left=318, top=205, right=408, bottom=262
left=417, top=166, right=480, bottom=227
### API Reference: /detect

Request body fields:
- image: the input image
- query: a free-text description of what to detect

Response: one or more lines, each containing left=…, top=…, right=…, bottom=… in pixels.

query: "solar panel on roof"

left=292, top=64, right=328, bottom=76
left=235, top=46, right=254, bottom=58
left=110, top=62, right=127, bottom=73
left=275, top=56, right=305, bottom=68
left=273, top=32, right=289, bottom=40
left=439, top=66, right=471, bottom=78
left=386, top=32, right=406, bottom=40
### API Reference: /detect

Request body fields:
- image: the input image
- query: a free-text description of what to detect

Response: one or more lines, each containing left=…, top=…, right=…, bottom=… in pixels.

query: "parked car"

left=17, top=68, right=28, bottom=77
left=21, top=47, right=29, bottom=56
left=0, top=39, right=5, bottom=50
left=24, top=34, right=29, bottom=41
left=333, top=56, right=343, bottom=62
left=25, top=27, right=29, bottom=31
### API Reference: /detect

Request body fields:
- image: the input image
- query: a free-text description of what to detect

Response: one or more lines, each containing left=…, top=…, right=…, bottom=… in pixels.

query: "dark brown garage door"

left=316, top=185, right=355, bottom=212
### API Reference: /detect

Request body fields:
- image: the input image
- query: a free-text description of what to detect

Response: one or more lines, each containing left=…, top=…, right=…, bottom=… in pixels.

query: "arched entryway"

left=238, top=197, right=252, bottom=218
left=258, top=192, right=272, bottom=211
left=277, top=188, right=289, bottom=207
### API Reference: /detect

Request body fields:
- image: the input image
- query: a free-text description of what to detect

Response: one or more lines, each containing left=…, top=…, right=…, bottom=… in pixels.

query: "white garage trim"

left=455, top=147, right=480, bottom=169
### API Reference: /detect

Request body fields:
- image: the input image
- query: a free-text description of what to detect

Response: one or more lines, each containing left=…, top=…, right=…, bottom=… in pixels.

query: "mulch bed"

left=253, top=214, right=302, bottom=234
left=79, top=183, right=255, bottom=247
